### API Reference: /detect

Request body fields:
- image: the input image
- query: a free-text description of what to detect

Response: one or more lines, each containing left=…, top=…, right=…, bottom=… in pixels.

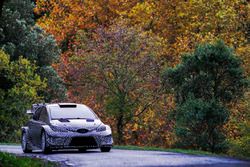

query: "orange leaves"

left=35, top=0, right=97, bottom=44
left=35, top=0, right=142, bottom=45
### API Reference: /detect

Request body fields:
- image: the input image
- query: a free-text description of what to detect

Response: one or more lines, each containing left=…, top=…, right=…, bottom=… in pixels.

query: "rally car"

left=21, top=103, right=113, bottom=153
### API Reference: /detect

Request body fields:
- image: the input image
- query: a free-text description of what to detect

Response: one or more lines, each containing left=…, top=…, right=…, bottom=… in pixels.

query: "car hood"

left=50, top=119, right=102, bottom=131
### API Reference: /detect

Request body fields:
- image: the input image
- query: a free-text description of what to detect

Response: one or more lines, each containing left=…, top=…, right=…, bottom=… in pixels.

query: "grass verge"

left=114, top=145, right=250, bottom=160
left=0, top=152, right=58, bottom=167
left=0, top=143, right=19, bottom=146
left=114, top=145, right=216, bottom=156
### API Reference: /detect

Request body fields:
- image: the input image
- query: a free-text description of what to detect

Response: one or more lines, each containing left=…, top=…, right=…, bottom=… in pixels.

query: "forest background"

left=0, top=0, right=249, bottom=157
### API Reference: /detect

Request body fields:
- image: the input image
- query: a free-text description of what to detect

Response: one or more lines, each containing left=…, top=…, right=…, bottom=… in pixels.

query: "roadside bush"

left=228, top=115, right=250, bottom=158
left=174, top=97, right=229, bottom=153
left=231, top=134, right=250, bottom=158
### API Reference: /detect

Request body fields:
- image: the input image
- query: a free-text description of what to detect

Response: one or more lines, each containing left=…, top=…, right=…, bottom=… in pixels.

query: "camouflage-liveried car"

left=21, top=103, right=113, bottom=153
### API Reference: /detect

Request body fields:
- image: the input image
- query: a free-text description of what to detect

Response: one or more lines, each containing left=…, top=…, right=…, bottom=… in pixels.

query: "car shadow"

left=31, top=149, right=101, bottom=154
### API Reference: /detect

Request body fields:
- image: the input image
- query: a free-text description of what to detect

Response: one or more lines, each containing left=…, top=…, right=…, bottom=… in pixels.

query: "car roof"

left=46, top=103, right=88, bottom=108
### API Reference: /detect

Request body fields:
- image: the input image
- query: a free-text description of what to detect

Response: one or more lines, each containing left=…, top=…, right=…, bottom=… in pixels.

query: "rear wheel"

left=100, top=147, right=111, bottom=152
left=41, top=131, right=51, bottom=154
left=21, top=132, right=32, bottom=153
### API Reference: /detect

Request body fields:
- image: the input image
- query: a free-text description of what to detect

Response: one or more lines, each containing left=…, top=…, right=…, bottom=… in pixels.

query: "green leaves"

left=0, top=50, right=46, bottom=142
left=0, top=0, right=66, bottom=102
left=175, top=97, right=229, bottom=152
left=39, top=66, right=67, bottom=102
left=162, top=41, right=248, bottom=153
left=162, top=41, right=248, bottom=104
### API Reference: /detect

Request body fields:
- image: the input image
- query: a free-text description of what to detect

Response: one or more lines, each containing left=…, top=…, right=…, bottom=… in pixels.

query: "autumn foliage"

left=1, top=0, right=249, bottom=155
left=34, top=0, right=250, bottom=150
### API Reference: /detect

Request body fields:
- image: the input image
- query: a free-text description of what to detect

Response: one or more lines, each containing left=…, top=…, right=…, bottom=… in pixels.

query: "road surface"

left=0, top=145, right=249, bottom=167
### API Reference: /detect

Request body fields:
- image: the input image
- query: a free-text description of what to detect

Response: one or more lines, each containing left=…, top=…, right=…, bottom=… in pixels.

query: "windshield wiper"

left=67, top=117, right=88, bottom=119
left=68, top=117, right=94, bottom=122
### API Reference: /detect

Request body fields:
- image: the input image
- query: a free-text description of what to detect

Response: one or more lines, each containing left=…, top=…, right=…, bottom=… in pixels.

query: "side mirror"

left=26, top=110, right=33, bottom=115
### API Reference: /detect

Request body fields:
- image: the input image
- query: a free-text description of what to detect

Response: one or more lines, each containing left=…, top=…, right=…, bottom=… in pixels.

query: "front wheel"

left=21, top=132, right=32, bottom=153
left=100, top=147, right=111, bottom=152
left=41, top=131, right=51, bottom=154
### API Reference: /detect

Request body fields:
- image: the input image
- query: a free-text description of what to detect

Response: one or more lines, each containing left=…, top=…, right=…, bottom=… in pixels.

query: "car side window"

left=33, top=107, right=41, bottom=121
left=39, top=107, right=49, bottom=123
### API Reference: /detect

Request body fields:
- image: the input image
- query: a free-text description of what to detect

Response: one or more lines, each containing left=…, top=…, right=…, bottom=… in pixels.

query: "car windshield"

left=49, top=105, right=97, bottom=120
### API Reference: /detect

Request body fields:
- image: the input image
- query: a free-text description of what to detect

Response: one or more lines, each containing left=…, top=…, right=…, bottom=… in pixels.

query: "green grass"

left=0, top=142, right=20, bottom=146
left=0, top=152, right=58, bottom=167
left=114, top=145, right=250, bottom=160
left=114, top=145, right=216, bottom=156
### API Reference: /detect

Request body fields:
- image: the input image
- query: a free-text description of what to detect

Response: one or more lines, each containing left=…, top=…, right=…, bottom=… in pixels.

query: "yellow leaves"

left=129, top=1, right=155, bottom=16
left=236, top=44, right=250, bottom=75
left=0, top=50, right=10, bottom=69
left=178, top=12, right=186, bottom=17
left=125, top=1, right=156, bottom=28
left=0, top=51, right=46, bottom=103
left=131, top=123, right=138, bottom=131
left=107, top=71, right=115, bottom=80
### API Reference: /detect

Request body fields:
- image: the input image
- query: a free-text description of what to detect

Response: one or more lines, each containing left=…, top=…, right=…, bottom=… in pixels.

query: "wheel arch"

left=41, top=125, right=51, bottom=135
left=21, top=126, right=32, bottom=152
left=40, top=125, right=52, bottom=153
left=21, top=126, right=29, bottom=134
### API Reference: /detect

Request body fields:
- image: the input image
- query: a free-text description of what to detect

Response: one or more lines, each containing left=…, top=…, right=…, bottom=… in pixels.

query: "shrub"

left=162, top=41, right=248, bottom=153
left=174, top=97, right=229, bottom=153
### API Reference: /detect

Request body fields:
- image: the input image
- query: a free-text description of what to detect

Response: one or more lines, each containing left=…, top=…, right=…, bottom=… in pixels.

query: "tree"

left=0, top=50, right=46, bottom=142
left=119, top=0, right=249, bottom=66
left=175, top=97, right=229, bottom=152
left=162, top=41, right=247, bottom=104
left=63, top=21, right=163, bottom=143
left=34, top=0, right=249, bottom=147
left=35, top=0, right=140, bottom=48
left=162, top=41, right=248, bottom=152
left=0, top=0, right=66, bottom=101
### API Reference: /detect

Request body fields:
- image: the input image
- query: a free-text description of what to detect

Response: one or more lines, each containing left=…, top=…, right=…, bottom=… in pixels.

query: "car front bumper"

left=45, top=130, right=113, bottom=149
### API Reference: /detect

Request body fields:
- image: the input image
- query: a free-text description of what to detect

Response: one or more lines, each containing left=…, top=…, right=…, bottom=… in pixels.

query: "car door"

left=33, top=106, right=49, bottom=147
left=28, top=107, right=42, bottom=147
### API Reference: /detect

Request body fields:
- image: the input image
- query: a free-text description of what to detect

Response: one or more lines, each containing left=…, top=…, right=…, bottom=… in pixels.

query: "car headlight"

left=96, top=125, right=106, bottom=132
left=50, top=125, right=68, bottom=132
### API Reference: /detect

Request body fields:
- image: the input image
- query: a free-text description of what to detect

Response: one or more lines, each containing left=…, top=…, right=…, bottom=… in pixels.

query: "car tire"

left=100, top=147, right=111, bottom=152
left=41, top=131, right=51, bottom=154
left=21, top=132, right=32, bottom=153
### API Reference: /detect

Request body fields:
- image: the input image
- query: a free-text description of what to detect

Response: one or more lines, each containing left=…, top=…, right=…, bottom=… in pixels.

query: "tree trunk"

left=116, top=114, right=124, bottom=144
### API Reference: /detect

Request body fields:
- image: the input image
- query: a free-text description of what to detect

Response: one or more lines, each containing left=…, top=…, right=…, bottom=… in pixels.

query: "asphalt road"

left=0, top=145, right=249, bottom=167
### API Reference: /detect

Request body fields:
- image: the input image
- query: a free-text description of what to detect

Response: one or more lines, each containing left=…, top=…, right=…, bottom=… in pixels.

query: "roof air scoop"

left=59, top=103, right=77, bottom=108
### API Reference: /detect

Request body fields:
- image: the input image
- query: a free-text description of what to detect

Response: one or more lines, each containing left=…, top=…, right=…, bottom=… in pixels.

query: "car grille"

left=77, top=128, right=89, bottom=133
left=70, top=137, right=98, bottom=147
